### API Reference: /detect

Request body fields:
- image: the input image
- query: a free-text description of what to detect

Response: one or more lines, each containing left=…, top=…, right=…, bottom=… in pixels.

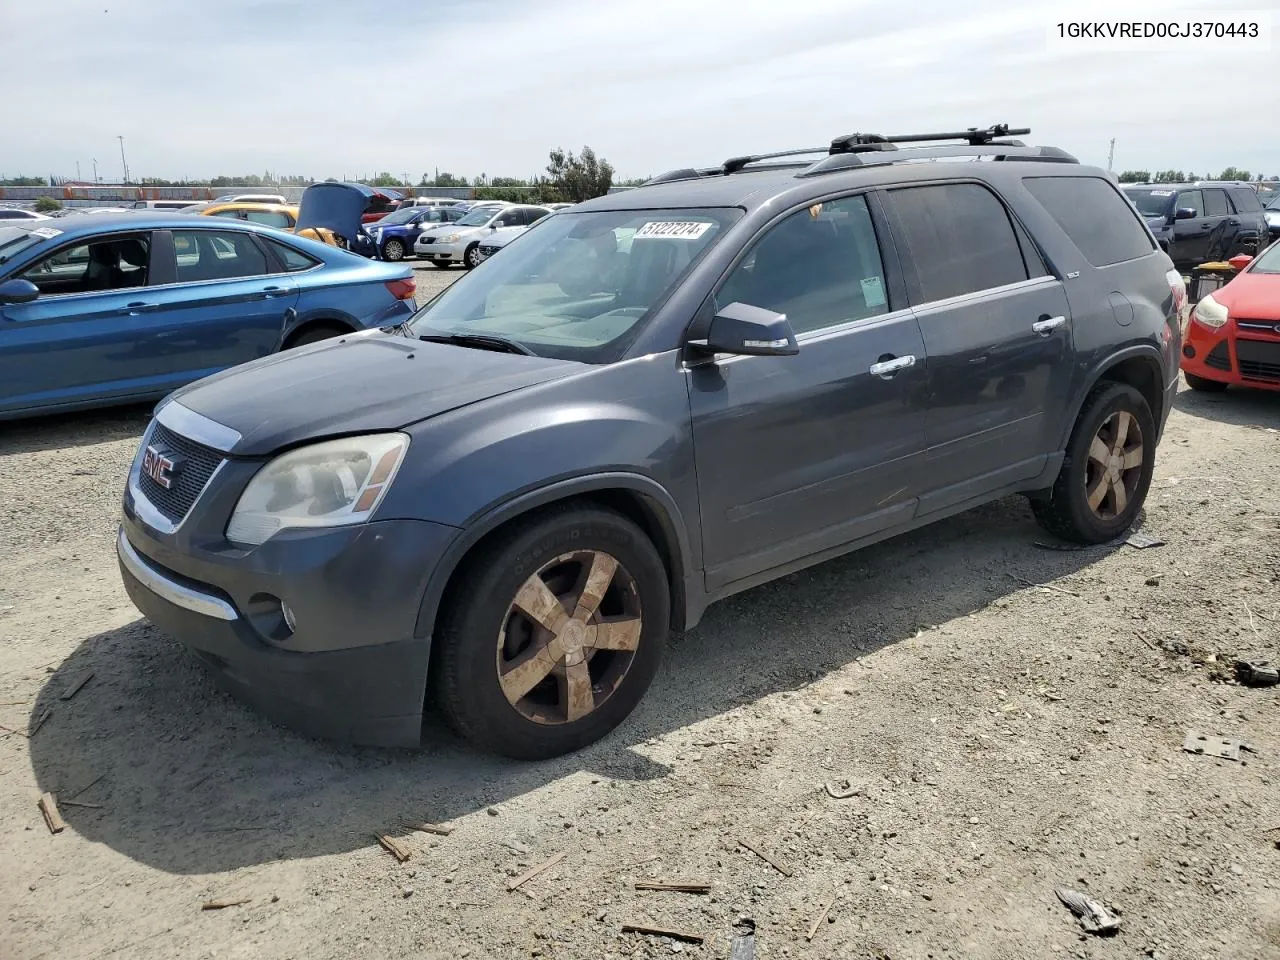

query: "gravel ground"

left=1, top=362, right=1278, bottom=960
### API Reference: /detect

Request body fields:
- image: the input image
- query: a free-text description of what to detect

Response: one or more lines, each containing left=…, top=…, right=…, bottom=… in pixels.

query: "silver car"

left=414, top=204, right=551, bottom=269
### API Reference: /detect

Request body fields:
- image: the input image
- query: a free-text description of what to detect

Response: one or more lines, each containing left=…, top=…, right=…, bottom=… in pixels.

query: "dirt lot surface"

left=2, top=332, right=1279, bottom=960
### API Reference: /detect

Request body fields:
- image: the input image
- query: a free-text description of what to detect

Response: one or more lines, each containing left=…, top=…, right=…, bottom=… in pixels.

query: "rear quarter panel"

left=294, top=255, right=414, bottom=330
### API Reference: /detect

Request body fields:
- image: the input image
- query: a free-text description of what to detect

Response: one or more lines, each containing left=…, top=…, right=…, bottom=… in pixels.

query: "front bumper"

left=117, top=503, right=459, bottom=746
left=1181, top=317, right=1280, bottom=391
left=413, top=238, right=466, bottom=262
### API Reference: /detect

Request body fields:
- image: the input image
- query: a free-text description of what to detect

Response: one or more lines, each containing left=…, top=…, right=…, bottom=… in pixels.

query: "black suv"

left=117, top=125, right=1185, bottom=759
left=1123, top=181, right=1268, bottom=270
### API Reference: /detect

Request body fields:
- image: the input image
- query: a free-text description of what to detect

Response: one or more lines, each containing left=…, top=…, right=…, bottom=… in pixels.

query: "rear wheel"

left=1030, top=382, right=1156, bottom=544
left=382, top=238, right=406, bottom=262
left=1184, top=371, right=1228, bottom=392
left=433, top=504, right=670, bottom=760
left=428, top=260, right=452, bottom=269
left=284, top=324, right=348, bottom=349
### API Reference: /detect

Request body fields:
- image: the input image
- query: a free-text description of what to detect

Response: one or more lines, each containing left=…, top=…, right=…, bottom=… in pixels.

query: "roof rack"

left=643, top=124, right=1077, bottom=187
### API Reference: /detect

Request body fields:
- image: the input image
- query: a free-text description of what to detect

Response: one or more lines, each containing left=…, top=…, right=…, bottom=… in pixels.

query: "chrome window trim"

left=116, top=529, right=238, bottom=621
left=156, top=400, right=242, bottom=453
left=909, top=276, right=1060, bottom=317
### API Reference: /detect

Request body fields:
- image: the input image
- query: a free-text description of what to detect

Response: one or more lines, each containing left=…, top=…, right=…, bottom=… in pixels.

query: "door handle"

left=1032, top=315, right=1066, bottom=336
left=118, top=302, right=159, bottom=315
left=869, top=354, right=916, bottom=378
left=261, top=286, right=290, bottom=298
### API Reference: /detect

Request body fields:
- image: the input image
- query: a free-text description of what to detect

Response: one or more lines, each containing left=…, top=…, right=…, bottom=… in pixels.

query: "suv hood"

left=163, top=331, right=579, bottom=456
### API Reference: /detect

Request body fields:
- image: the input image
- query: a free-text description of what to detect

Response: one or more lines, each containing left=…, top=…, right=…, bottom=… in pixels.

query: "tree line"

left=1117, top=167, right=1276, bottom=184
left=4, top=146, right=646, bottom=203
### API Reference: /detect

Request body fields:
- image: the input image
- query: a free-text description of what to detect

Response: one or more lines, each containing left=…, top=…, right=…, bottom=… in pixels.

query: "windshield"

left=1249, top=242, right=1280, bottom=274
left=1124, top=189, right=1176, bottom=217
left=377, top=206, right=425, bottom=226
left=407, top=207, right=741, bottom=363
left=0, top=225, right=47, bottom=264
left=457, top=206, right=506, bottom=226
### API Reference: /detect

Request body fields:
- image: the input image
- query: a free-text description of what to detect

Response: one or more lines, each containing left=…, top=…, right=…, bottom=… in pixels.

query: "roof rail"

left=829, top=124, right=1031, bottom=152
left=796, top=143, right=1078, bottom=177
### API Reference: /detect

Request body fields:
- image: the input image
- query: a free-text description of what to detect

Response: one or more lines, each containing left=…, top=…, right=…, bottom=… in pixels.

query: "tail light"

left=385, top=277, right=416, bottom=301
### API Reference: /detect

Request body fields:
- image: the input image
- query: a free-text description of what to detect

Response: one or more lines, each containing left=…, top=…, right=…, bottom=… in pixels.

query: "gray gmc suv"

left=117, top=125, right=1186, bottom=759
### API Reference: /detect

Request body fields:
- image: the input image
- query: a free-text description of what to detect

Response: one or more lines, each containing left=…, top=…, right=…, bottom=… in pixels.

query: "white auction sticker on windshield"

left=634, top=221, right=713, bottom=240
left=1148, top=190, right=1174, bottom=196
left=31, top=226, right=63, bottom=239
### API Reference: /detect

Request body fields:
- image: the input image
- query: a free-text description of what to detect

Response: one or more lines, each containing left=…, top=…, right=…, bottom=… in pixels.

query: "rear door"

left=132, top=227, right=301, bottom=385
left=0, top=230, right=164, bottom=414
left=688, top=192, right=928, bottom=591
left=881, top=181, right=1075, bottom=514
left=1227, top=187, right=1266, bottom=254
left=1201, top=188, right=1234, bottom=260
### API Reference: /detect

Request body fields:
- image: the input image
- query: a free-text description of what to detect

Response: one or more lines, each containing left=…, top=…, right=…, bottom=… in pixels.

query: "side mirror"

left=491, top=221, right=504, bottom=229
left=1228, top=253, right=1253, bottom=271
left=689, top=302, right=799, bottom=358
left=1175, top=207, right=1198, bottom=220
left=0, top=278, right=39, bottom=305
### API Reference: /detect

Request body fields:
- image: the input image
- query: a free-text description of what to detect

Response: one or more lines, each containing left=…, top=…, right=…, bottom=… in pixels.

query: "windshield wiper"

left=417, top=332, right=535, bottom=356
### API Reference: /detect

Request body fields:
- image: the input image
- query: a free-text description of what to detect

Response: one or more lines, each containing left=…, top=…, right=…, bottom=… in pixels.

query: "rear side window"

left=263, top=238, right=318, bottom=272
left=887, top=183, right=1028, bottom=302
left=242, top=209, right=293, bottom=229
left=1229, top=188, right=1262, bottom=213
left=173, top=230, right=270, bottom=283
left=1023, top=176, right=1157, bottom=267
left=1203, top=189, right=1230, bottom=217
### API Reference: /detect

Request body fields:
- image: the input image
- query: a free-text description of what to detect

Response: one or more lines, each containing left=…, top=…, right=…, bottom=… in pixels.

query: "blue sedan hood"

left=165, top=331, right=579, bottom=456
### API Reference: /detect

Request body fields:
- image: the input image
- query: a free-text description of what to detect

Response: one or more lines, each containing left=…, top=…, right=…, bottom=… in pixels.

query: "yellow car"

left=197, top=202, right=340, bottom=246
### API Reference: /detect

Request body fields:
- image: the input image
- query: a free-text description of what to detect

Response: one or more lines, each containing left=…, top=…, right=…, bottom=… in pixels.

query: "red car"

left=1182, top=244, right=1280, bottom=392
left=360, top=188, right=405, bottom=225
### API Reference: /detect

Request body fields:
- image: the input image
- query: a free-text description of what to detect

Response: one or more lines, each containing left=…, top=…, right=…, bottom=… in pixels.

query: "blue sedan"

left=370, top=205, right=466, bottom=261
left=0, top=213, right=417, bottom=419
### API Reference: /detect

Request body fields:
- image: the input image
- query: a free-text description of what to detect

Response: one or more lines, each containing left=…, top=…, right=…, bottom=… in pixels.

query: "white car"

left=474, top=222, right=545, bottom=263
left=0, top=208, right=52, bottom=222
left=414, top=204, right=551, bottom=269
left=214, top=193, right=287, bottom=205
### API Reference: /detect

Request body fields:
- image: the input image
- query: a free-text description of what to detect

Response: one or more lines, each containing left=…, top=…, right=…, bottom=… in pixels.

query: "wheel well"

left=429, top=490, right=687, bottom=644
left=283, top=318, right=354, bottom=348
left=1095, top=355, right=1164, bottom=426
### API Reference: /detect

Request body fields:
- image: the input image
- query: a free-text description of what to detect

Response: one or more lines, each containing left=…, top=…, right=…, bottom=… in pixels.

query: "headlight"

left=1191, top=293, right=1229, bottom=331
left=1265, top=211, right=1280, bottom=227
left=225, top=433, right=409, bottom=546
left=439, top=233, right=461, bottom=244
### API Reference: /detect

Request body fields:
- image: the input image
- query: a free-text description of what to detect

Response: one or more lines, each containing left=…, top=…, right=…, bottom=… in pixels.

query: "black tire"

left=284, top=324, right=348, bottom=349
left=1030, top=382, right=1156, bottom=544
left=463, top=243, right=481, bottom=270
left=432, top=504, right=670, bottom=760
left=428, top=259, right=452, bottom=269
left=1184, top=371, right=1228, bottom=392
left=382, top=238, right=406, bottom=262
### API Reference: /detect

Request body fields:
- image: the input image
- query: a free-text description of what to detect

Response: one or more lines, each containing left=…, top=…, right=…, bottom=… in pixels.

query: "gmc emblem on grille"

left=141, top=446, right=182, bottom=490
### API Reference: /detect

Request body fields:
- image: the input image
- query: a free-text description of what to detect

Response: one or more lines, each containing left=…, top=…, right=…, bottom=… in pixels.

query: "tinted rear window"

left=1026, top=176, right=1156, bottom=267
left=1230, top=188, right=1263, bottom=213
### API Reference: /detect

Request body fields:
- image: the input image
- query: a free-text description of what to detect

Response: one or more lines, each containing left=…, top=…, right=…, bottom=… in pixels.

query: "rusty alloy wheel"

left=1084, top=410, right=1144, bottom=520
left=496, top=550, right=643, bottom=725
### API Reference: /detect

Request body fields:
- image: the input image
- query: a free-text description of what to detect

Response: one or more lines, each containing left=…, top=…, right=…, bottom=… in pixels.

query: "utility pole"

left=1107, top=138, right=1115, bottom=172
left=76, top=161, right=81, bottom=181
left=92, top=158, right=99, bottom=182
left=117, top=135, right=130, bottom=183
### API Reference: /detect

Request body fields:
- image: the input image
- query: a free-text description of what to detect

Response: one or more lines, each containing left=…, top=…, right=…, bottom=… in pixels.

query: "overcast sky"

left=3, top=0, right=1276, bottom=182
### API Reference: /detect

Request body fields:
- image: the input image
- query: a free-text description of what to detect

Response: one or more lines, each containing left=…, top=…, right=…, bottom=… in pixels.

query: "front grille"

left=1237, top=319, right=1280, bottom=335
left=137, top=422, right=225, bottom=525
left=1204, top=341, right=1232, bottom=371
left=1236, top=338, right=1280, bottom=382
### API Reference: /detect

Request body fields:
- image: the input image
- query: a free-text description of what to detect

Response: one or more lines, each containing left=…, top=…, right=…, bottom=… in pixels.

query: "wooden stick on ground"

left=60, top=672, right=95, bottom=701
left=1006, top=573, right=1081, bottom=598
left=67, top=773, right=106, bottom=800
left=620, top=922, right=704, bottom=944
left=60, top=799, right=104, bottom=809
left=806, top=893, right=837, bottom=942
left=736, top=836, right=792, bottom=877
left=375, top=833, right=412, bottom=863
left=38, top=793, right=66, bottom=834
left=506, top=850, right=567, bottom=892
left=201, top=898, right=252, bottom=910
left=634, top=881, right=712, bottom=894
left=28, top=708, right=52, bottom=737
left=402, top=821, right=453, bottom=836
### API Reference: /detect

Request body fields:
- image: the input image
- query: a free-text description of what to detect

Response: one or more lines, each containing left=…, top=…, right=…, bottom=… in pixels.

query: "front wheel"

left=428, top=259, right=452, bottom=269
left=432, top=504, right=670, bottom=760
left=1184, top=371, right=1228, bottom=393
left=382, top=238, right=406, bottom=262
left=463, top=244, right=482, bottom=270
left=1030, top=382, right=1156, bottom=544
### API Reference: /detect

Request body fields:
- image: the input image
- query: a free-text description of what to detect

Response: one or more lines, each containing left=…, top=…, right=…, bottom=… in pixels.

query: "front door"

left=881, top=181, right=1076, bottom=514
left=0, top=230, right=164, bottom=414
left=1169, top=189, right=1210, bottom=266
left=688, top=193, right=928, bottom=592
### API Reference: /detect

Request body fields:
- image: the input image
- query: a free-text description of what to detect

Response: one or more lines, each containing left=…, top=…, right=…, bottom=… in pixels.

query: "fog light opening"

left=1183, top=345, right=1196, bottom=359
